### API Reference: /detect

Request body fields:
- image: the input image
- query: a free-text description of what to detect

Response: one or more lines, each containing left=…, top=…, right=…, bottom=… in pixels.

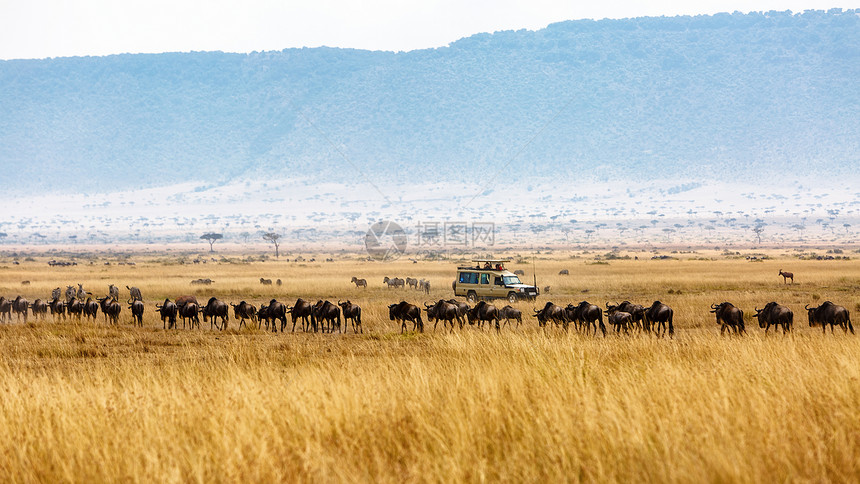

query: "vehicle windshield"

left=502, top=275, right=522, bottom=285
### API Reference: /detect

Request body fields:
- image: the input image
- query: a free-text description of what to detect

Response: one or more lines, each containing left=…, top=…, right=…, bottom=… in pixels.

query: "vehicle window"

left=494, top=277, right=503, bottom=286
left=502, top=275, right=522, bottom=285
left=459, top=272, right=478, bottom=284
left=480, top=273, right=489, bottom=285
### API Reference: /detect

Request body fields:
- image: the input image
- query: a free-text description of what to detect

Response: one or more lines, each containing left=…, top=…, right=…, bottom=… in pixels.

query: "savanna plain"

left=1, top=249, right=859, bottom=483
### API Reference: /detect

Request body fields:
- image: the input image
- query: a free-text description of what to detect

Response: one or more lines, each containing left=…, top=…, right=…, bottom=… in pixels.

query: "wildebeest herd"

left=0, top=281, right=853, bottom=338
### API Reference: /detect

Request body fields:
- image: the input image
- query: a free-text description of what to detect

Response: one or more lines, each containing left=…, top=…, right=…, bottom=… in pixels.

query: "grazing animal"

left=48, top=297, right=66, bottom=321
left=558, top=269, right=569, bottom=275
left=311, top=300, right=341, bottom=333
left=406, top=277, right=419, bottom=290
left=191, top=278, right=213, bottom=285
left=754, top=302, right=793, bottom=334
left=606, top=301, right=647, bottom=333
left=568, top=301, right=606, bottom=336
left=338, top=300, right=363, bottom=333
left=11, top=296, right=29, bottom=323
left=108, top=284, right=119, bottom=301
left=446, top=299, right=471, bottom=322
left=419, top=280, right=431, bottom=294
left=178, top=302, right=200, bottom=329
left=467, top=301, right=501, bottom=331
left=51, top=287, right=62, bottom=301
left=0, top=297, right=12, bottom=323
left=711, top=302, right=745, bottom=335
left=155, top=299, right=178, bottom=329
left=127, top=286, right=143, bottom=301
left=778, top=269, right=794, bottom=284
left=175, top=295, right=199, bottom=308
left=230, top=301, right=257, bottom=330
left=128, top=299, right=144, bottom=326
left=499, top=305, right=522, bottom=329
left=383, top=277, right=405, bottom=289
left=29, top=299, right=47, bottom=321
left=389, top=301, right=424, bottom=333
left=424, top=299, right=463, bottom=332
left=644, top=301, right=674, bottom=337
left=806, top=301, right=853, bottom=335
left=266, top=299, right=288, bottom=332
left=102, top=299, right=121, bottom=325
left=77, top=284, right=87, bottom=300
left=350, top=277, right=367, bottom=288
left=21, top=280, right=30, bottom=286
left=533, top=302, right=568, bottom=329
left=202, top=297, right=229, bottom=330
left=83, top=297, right=99, bottom=320
left=514, top=270, right=525, bottom=276
left=95, top=297, right=113, bottom=323
left=256, top=305, right=271, bottom=331
left=606, top=309, right=633, bottom=334
left=288, top=299, right=314, bottom=332
left=260, top=278, right=273, bottom=285
left=65, top=285, right=76, bottom=302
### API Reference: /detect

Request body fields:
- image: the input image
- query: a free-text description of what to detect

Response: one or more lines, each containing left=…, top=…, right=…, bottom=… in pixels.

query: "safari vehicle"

left=453, top=259, right=539, bottom=303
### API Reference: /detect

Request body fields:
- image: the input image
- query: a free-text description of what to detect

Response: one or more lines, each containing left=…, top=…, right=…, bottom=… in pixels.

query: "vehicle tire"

left=507, top=292, right=517, bottom=304
left=466, top=291, right=477, bottom=303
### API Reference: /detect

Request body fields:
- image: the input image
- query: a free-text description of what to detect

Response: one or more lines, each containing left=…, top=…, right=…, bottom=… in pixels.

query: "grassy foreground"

left=0, top=251, right=858, bottom=482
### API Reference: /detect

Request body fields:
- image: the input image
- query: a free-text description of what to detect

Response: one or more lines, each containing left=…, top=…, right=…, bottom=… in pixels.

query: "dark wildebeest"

left=230, top=301, right=257, bottom=330
left=350, top=277, right=367, bottom=288
left=103, top=299, right=121, bottom=325
left=155, top=299, right=178, bottom=329
left=710, top=302, right=745, bottom=335
left=83, top=297, right=99, bottom=320
left=108, top=284, right=119, bottom=301
left=425, top=299, right=462, bottom=332
left=754, top=302, right=793, bottom=334
left=260, top=278, right=273, bottom=285
left=606, top=309, right=633, bottom=334
left=48, top=297, right=66, bottom=321
left=467, top=301, right=501, bottom=331
left=96, top=297, right=114, bottom=323
left=499, top=305, right=522, bottom=329
left=311, top=300, right=341, bottom=333
left=644, top=301, right=674, bottom=337
left=806, top=301, right=854, bottom=335
left=178, top=302, right=200, bottom=329
left=128, top=299, right=144, bottom=327
left=778, top=269, right=794, bottom=284
left=30, top=299, right=48, bottom=321
left=65, top=297, right=83, bottom=321
left=534, top=302, right=568, bottom=329
left=559, top=269, right=569, bottom=275
left=568, top=301, right=606, bottom=336
left=446, top=299, right=471, bottom=322
left=256, top=305, right=271, bottom=331
left=175, top=295, right=199, bottom=308
left=606, top=301, right=647, bottom=333
left=127, top=286, right=143, bottom=301
left=266, top=299, right=288, bottom=332
left=0, top=297, right=12, bottom=323
left=383, top=277, right=405, bottom=289
left=338, top=300, right=363, bottom=333
left=406, top=277, right=419, bottom=290
left=389, top=301, right=424, bottom=333
left=288, top=298, right=314, bottom=332
left=11, top=296, right=29, bottom=323
left=202, top=297, right=229, bottom=330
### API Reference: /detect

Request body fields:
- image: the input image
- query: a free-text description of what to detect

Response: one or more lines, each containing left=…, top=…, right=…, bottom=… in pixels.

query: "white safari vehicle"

left=452, top=259, right=539, bottom=303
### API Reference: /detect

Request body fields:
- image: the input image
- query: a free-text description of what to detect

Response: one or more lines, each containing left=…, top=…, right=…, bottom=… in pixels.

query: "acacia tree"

left=200, top=233, right=223, bottom=252
left=753, top=224, right=765, bottom=244
left=262, top=232, right=281, bottom=258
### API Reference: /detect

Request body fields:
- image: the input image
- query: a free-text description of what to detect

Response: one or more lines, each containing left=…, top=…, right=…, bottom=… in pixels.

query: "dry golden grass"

left=0, top=250, right=859, bottom=482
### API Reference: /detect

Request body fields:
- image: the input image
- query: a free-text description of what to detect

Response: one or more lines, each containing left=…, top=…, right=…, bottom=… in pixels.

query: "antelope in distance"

left=778, top=269, right=794, bottom=284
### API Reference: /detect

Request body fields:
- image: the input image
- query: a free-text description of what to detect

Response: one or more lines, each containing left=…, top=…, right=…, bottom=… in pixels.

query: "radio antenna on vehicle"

left=532, top=249, right=538, bottom=295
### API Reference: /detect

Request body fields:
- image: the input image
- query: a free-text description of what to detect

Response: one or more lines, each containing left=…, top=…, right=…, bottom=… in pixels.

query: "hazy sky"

left=0, top=1, right=853, bottom=60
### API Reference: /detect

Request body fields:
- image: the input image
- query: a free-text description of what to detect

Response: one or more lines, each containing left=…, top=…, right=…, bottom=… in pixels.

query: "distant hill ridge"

left=1, top=9, right=858, bottom=193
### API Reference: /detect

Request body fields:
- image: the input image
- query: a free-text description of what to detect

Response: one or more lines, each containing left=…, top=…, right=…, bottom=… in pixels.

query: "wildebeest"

left=446, top=299, right=471, bottom=322
left=202, top=297, right=229, bottom=330
left=606, top=301, right=647, bottom=333
left=175, top=295, right=199, bottom=308
left=178, top=302, right=200, bottom=329
left=778, top=269, right=794, bottom=284
left=0, top=297, right=12, bottom=323
left=383, top=277, right=405, bottom=289
left=806, top=301, right=853, bottom=335
left=533, top=302, right=568, bottom=329
left=467, top=301, right=501, bottom=331
left=191, top=278, right=213, bottom=285
left=424, top=299, right=462, bottom=332
left=606, top=309, right=633, bottom=334
left=155, top=299, right=178, bottom=329
left=29, top=299, right=47, bottom=321
left=559, top=269, right=569, bottom=275
left=499, top=305, right=522, bottom=329
left=276, top=279, right=282, bottom=286
left=102, top=298, right=121, bottom=325
left=568, top=301, right=606, bottom=336
left=48, top=297, right=66, bottom=321
left=710, top=302, right=745, bottom=335
left=338, top=300, right=362, bottom=333
left=644, top=301, right=674, bottom=337
left=256, top=305, right=271, bottom=331
left=288, top=298, right=314, bottom=332
left=230, top=301, right=257, bottom=330
left=127, top=286, right=143, bottom=301
left=12, top=296, right=30, bottom=323
left=96, top=297, right=115, bottom=323
left=266, top=299, right=288, bottom=332
left=128, top=299, right=144, bottom=327
left=311, top=300, right=341, bottom=333
left=389, top=301, right=423, bottom=333
left=108, top=284, right=119, bottom=301
left=260, top=278, right=273, bottom=285
left=83, top=297, right=99, bottom=320
left=350, top=277, right=367, bottom=288
left=754, top=302, right=793, bottom=334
